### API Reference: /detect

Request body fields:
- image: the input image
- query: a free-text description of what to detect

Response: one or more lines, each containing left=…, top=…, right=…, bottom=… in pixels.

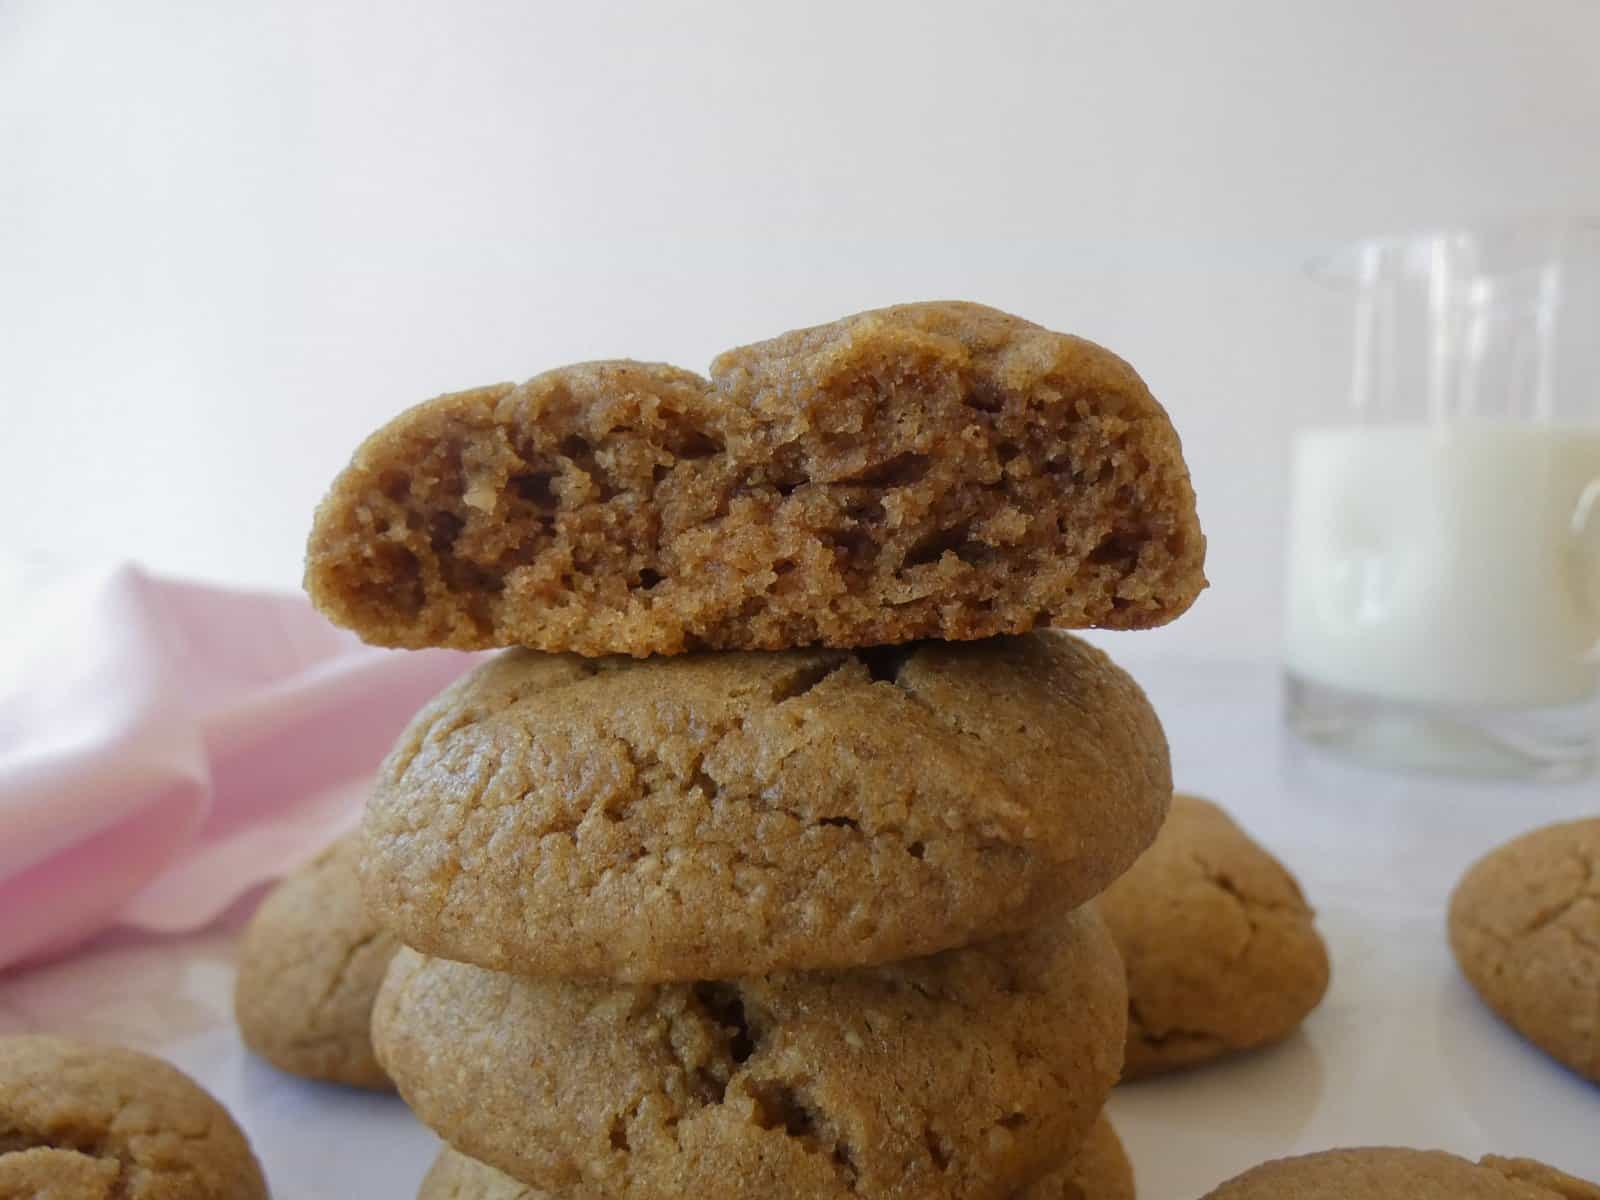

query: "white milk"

left=1285, top=424, right=1600, bottom=708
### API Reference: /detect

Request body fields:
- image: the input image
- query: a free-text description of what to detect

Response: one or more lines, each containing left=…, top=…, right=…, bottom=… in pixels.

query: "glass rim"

left=1306, top=215, right=1600, bottom=288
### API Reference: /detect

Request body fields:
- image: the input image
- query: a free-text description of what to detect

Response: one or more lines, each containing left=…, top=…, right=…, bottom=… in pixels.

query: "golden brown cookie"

left=1448, top=817, right=1600, bottom=1082
left=0, top=1147, right=122, bottom=1199
left=1099, top=793, right=1330, bottom=1079
left=362, top=632, right=1169, bottom=982
left=0, top=1036, right=269, bottom=1199
left=234, top=832, right=399, bottom=1090
left=306, top=301, right=1205, bottom=657
left=374, top=904, right=1126, bottom=1200
left=1200, top=1147, right=1600, bottom=1198
left=1032, top=1114, right=1136, bottom=1200
left=417, top=1114, right=1133, bottom=1200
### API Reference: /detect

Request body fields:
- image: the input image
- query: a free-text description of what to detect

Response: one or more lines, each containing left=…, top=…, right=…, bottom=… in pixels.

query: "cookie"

left=373, top=904, right=1126, bottom=1200
left=0, top=1036, right=269, bottom=1199
left=362, top=632, right=1170, bottom=982
left=417, top=1114, right=1133, bottom=1200
left=0, top=1147, right=122, bottom=1198
left=1448, top=817, right=1600, bottom=1082
left=1035, top=1114, right=1135, bottom=1200
left=234, top=832, right=399, bottom=1090
left=306, top=301, right=1205, bottom=657
left=1099, top=793, right=1329, bottom=1078
left=1200, top=1147, right=1599, bottom=1198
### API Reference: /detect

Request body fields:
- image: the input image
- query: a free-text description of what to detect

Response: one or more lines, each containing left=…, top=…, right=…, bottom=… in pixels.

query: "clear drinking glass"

left=1285, top=220, right=1600, bottom=778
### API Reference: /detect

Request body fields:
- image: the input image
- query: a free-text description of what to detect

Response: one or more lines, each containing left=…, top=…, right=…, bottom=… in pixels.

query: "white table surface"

left=4, top=657, right=1596, bottom=1199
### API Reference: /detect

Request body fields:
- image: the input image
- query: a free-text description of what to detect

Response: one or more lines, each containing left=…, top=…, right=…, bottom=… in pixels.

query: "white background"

left=3, top=0, right=1600, bottom=661
left=5, top=13, right=1600, bottom=1193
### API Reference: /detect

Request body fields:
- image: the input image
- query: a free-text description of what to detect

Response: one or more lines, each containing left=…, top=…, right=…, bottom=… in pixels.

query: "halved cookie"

left=374, top=904, right=1126, bottom=1200
left=307, top=301, right=1204, bottom=657
left=361, top=633, right=1170, bottom=982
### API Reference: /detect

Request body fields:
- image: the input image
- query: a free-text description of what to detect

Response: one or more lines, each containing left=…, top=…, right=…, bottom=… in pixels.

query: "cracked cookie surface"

left=234, top=832, right=399, bottom=1090
left=1034, top=1113, right=1135, bottom=1200
left=1449, top=817, right=1600, bottom=1082
left=373, top=904, right=1125, bottom=1200
left=1201, top=1147, right=1600, bottom=1198
left=416, top=1113, right=1132, bottom=1200
left=306, top=301, right=1205, bottom=657
left=0, top=1036, right=268, bottom=1199
left=361, top=632, right=1169, bottom=982
left=1098, top=793, right=1329, bottom=1079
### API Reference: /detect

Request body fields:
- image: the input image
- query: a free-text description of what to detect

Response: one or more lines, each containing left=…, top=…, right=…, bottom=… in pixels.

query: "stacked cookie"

left=305, top=302, right=1207, bottom=1199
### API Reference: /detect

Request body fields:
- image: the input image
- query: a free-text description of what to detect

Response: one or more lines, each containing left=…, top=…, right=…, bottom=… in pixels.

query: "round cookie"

left=0, top=1147, right=122, bottom=1198
left=1099, top=793, right=1330, bottom=1078
left=1449, top=817, right=1600, bottom=1082
left=306, top=301, right=1206, bottom=658
left=362, top=632, right=1170, bottom=982
left=0, top=1036, right=269, bottom=1199
left=234, top=832, right=399, bottom=1090
left=374, top=904, right=1126, bottom=1200
left=1034, top=1114, right=1135, bottom=1200
left=417, top=1115, right=1134, bottom=1200
left=1200, top=1147, right=1599, bottom=1198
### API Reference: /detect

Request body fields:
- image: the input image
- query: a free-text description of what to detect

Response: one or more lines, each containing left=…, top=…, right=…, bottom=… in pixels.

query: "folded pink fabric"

left=0, top=557, right=477, bottom=972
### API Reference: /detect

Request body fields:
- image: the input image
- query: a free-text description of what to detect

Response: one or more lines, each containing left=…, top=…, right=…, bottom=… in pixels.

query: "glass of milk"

left=1285, top=221, right=1600, bottom=777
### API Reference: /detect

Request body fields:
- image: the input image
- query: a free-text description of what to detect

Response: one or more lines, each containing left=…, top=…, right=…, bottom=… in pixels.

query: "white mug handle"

left=1570, top=476, right=1600, bottom=659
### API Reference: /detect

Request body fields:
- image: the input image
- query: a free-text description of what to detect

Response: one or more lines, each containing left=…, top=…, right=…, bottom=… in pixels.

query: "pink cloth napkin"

left=0, top=557, right=476, bottom=972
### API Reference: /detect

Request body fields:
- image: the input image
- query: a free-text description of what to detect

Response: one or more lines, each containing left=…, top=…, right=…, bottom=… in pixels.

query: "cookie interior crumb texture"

left=361, top=633, right=1171, bottom=982
left=372, top=904, right=1127, bottom=1200
left=0, top=1036, right=270, bottom=1200
left=306, top=301, right=1205, bottom=656
left=1448, top=817, right=1600, bottom=1083
left=1100, top=793, right=1330, bottom=1078
left=1201, top=1147, right=1600, bottom=1199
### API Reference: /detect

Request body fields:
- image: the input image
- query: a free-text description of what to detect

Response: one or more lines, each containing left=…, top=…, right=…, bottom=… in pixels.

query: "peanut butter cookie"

left=234, top=832, right=398, bottom=1090
left=362, top=632, right=1169, bottom=982
left=1448, top=817, right=1600, bottom=1082
left=417, top=1113, right=1133, bottom=1200
left=1037, top=1113, right=1135, bottom=1200
left=374, top=904, right=1126, bottom=1200
left=1099, top=794, right=1329, bottom=1078
left=1201, top=1147, right=1599, bottom=1198
left=306, top=301, right=1205, bottom=657
left=0, top=1036, right=268, bottom=1199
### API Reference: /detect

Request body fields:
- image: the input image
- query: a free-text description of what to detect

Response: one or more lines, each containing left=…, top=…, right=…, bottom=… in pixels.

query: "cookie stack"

left=305, top=302, right=1206, bottom=1200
